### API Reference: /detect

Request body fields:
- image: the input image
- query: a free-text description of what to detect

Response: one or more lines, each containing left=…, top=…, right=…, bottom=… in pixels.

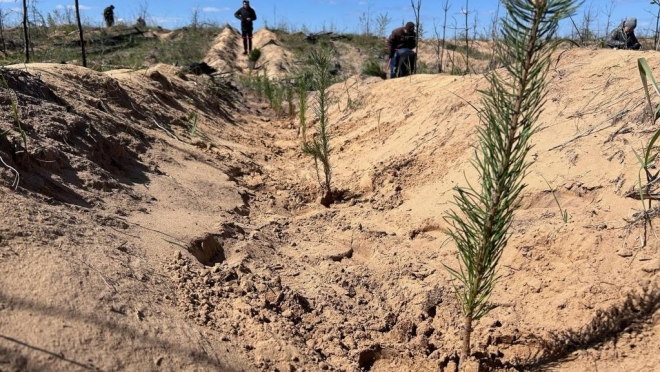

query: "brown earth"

left=0, top=31, right=659, bottom=372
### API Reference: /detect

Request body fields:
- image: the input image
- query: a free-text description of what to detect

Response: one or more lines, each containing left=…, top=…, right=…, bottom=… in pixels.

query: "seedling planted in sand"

left=443, top=0, right=578, bottom=366
left=188, top=111, right=199, bottom=138
left=302, top=48, right=334, bottom=205
left=286, top=83, right=295, bottom=118
left=634, top=57, right=660, bottom=213
left=1, top=73, right=28, bottom=150
left=297, top=74, right=310, bottom=143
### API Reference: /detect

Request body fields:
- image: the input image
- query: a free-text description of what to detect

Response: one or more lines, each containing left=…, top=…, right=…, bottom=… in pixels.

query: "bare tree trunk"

left=488, top=1, right=500, bottom=70
left=604, top=2, right=614, bottom=46
left=568, top=15, right=583, bottom=45
left=74, top=0, right=86, bottom=67
left=464, top=0, right=469, bottom=74
left=440, top=0, right=450, bottom=73
left=411, top=0, right=422, bottom=57
left=22, top=0, right=29, bottom=63
left=0, top=9, right=7, bottom=55
left=655, top=6, right=660, bottom=51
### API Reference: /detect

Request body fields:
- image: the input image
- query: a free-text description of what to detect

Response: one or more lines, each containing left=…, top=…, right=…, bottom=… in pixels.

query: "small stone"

left=154, top=356, right=164, bottom=366
left=616, top=249, right=633, bottom=258
left=641, top=259, right=660, bottom=273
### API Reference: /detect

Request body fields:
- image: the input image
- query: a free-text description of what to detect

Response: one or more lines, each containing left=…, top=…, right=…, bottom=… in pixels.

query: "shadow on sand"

left=0, top=291, right=245, bottom=372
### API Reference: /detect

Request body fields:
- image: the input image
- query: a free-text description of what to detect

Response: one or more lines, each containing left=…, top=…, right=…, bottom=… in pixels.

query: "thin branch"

left=0, top=154, right=19, bottom=189
left=548, top=109, right=631, bottom=151
left=152, top=118, right=182, bottom=141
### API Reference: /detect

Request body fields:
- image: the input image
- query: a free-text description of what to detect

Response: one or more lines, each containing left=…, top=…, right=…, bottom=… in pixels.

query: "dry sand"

left=0, top=31, right=659, bottom=372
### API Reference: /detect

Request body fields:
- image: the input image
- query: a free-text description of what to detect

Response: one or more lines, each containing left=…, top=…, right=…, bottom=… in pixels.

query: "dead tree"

left=463, top=0, right=469, bottom=73
left=75, top=0, right=86, bottom=67
left=0, top=7, right=7, bottom=55
left=440, top=0, right=450, bottom=72
left=411, top=0, right=422, bottom=56
left=22, top=0, right=29, bottom=62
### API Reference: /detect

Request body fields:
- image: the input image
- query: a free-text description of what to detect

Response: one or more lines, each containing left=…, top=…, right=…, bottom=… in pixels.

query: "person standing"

left=606, top=17, right=641, bottom=50
left=103, top=5, right=115, bottom=28
left=234, top=1, right=257, bottom=55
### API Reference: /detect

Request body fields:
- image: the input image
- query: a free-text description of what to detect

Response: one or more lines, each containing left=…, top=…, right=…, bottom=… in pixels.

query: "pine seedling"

left=188, top=111, right=198, bottom=138
left=286, top=83, right=294, bottom=118
left=635, top=57, right=660, bottom=211
left=302, top=48, right=334, bottom=202
left=297, top=74, right=309, bottom=143
left=1, top=73, right=27, bottom=149
left=263, top=77, right=274, bottom=106
left=254, top=71, right=265, bottom=99
left=272, top=83, right=284, bottom=115
left=443, top=0, right=578, bottom=364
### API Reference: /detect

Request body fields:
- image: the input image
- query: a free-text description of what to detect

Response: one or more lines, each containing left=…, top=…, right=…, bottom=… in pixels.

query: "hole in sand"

left=357, top=345, right=382, bottom=371
left=187, top=223, right=245, bottom=265
left=188, top=234, right=226, bottom=265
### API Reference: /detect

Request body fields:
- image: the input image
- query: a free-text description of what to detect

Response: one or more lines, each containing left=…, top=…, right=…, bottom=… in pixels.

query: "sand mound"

left=204, top=26, right=241, bottom=73
left=251, top=29, right=297, bottom=78
left=205, top=27, right=298, bottom=79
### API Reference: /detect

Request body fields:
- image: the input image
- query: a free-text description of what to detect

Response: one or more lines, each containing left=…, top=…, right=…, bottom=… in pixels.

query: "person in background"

left=135, top=16, right=147, bottom=28
left=387, top=22, right=417, bottom=78
left=606, top=17, right=641, bottom=50
left=234, top=1, right=257, bottom=55
left=103, top=5, right=115, bottom=28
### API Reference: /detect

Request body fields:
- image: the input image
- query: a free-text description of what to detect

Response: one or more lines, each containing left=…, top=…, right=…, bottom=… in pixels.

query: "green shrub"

left=362, top=60, right=385, bottom=79
left=249, top=48, right=261, bottom=62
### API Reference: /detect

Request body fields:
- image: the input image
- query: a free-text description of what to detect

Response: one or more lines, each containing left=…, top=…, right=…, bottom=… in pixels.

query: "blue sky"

left=1, top=1, right=659, bottom=37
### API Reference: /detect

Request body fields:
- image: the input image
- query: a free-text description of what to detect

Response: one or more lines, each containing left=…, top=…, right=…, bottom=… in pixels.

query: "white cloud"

left=202, top=7, right=229, bottom=13
left=150, top=16, right=184, bottom=25
left=66, top=5, right=92, bottom=10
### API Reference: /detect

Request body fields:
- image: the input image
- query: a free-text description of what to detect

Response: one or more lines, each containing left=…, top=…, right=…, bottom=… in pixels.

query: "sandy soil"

left=205, top=28, right=297, bottom=79
left=0, top=31, right=659, bottom=372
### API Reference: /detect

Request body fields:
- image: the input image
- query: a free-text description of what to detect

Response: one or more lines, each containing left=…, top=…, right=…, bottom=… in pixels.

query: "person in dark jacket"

left=234, top=1, right=257, bottom=55
left=606, top=17, right=641, bottom=50
left=387, top=22, right=417, bottom=78
left=103, top=5, right=115, bottom=28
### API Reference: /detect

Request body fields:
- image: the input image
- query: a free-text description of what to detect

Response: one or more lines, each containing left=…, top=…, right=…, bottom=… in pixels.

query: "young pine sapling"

left=444, top=0, right=578, bottom=365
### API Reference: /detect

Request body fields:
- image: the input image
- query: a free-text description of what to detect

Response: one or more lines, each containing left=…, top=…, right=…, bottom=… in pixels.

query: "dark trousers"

left=242, top=26, right=253, bottom=52
left=389, top=48, right=416, bottom=78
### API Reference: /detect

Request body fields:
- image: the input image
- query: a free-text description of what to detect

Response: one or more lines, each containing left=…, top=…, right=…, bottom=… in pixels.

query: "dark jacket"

left=387, top=27, right=416, bottom=57
left=606, top=25, right=641, bottom=50
left=234, top=7, right=257, bottom=28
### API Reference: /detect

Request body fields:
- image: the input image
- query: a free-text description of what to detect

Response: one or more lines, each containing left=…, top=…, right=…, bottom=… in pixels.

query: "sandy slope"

left=205, top=27, right=297, bottom=79
left=0, top=35, right=659, bottom=372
